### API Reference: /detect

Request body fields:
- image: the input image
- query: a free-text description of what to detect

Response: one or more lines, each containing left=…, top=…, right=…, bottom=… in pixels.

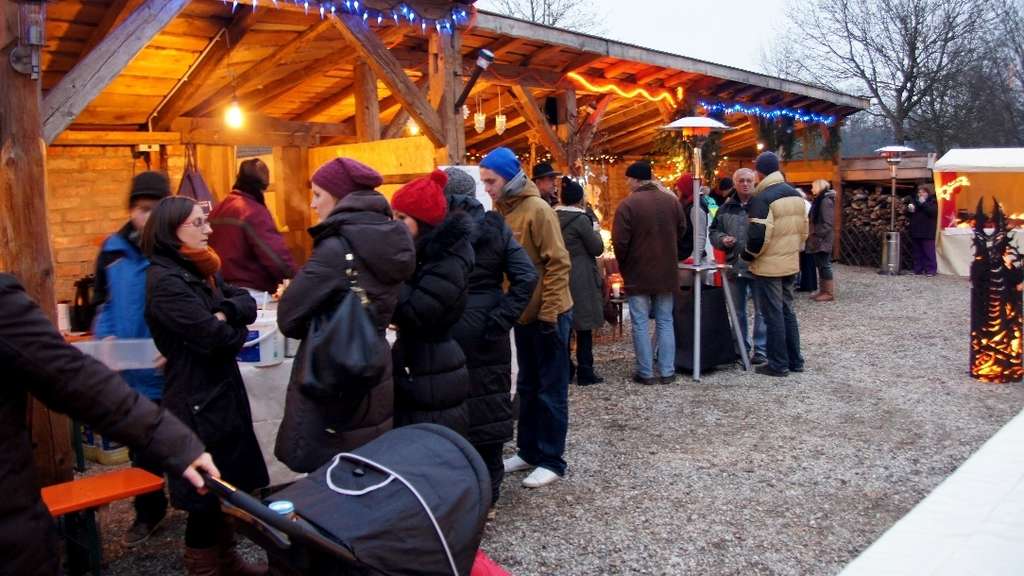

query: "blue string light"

left=222, top=0, right=468, bottom=34
left=699, top=100, right=837, bottom=126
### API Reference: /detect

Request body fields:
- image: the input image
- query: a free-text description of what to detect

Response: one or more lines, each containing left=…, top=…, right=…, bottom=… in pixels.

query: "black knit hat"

left=717, top=177, right=734, bottom=191
left=560, top=177, right=584, bottom=205
left=755, top=151, right=780, bottom=176
left=129, top=171, right=171, bottom=205
left=625, top=161, right=652, bottom=180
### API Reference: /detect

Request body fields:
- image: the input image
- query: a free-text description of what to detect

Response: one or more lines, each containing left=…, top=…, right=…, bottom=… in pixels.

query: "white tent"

left=933, top=148, right=1024, bottom=173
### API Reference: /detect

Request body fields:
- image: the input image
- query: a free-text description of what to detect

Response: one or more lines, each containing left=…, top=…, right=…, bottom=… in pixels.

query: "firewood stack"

left=844, top=187, right=910, bottom=234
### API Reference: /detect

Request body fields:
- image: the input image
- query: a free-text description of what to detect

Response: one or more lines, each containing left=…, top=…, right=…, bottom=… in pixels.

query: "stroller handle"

left=200, top=472, right=358, bottom=563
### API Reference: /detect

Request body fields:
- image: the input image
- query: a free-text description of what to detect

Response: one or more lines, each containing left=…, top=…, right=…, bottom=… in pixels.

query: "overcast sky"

left=476, top=0, right=790, bottom=72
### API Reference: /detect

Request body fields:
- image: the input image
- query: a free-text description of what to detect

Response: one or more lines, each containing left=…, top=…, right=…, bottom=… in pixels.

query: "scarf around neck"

left=179, top=246, right=221, bottom=287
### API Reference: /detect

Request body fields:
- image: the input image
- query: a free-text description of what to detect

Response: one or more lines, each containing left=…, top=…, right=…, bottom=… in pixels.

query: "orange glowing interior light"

left=566, top=72, right=676, bottom=107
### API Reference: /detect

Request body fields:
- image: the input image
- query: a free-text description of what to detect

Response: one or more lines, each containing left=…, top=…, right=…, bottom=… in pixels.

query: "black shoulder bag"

left=299, top=236, right=388, bottom=399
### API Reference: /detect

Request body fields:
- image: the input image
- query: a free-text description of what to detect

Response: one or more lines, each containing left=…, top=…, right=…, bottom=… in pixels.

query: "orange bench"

left=42, top=468, right=164, bottom=576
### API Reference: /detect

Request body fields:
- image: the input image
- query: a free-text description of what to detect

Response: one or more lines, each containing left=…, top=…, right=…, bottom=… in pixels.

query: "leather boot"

left=577, top=366, right=604, bottom=386
left=812, top=279, right=835, bottom=302
left=184, top=546, right=220, bottom=576
left=218, top=521, right=268, bottom=576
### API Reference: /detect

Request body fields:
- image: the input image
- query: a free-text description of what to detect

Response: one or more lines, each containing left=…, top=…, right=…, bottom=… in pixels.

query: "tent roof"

left=933, top=149, right=1024, bottom=173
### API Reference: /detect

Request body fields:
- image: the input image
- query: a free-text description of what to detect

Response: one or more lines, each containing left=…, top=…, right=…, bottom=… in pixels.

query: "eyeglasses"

left=182, top=218, right=209, bottom=229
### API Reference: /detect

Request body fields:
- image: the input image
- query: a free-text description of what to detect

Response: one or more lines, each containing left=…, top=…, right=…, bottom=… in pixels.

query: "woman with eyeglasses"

left=141, top=196, right=269, bottom=576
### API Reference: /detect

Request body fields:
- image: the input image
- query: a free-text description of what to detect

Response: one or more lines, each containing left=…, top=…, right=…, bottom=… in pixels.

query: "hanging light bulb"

left=406, top=118, right=421, bottom=136
left=494, top=89, right=506, bottom=135
left=225, top=98, right=245, bottom=129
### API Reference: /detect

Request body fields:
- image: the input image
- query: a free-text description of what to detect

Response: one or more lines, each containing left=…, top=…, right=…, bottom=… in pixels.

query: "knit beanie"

left=625, top=161, right=652, bottom=180
left=674, top=173, right=695, bottom=203
left=560, top=177, right=584, bottom=206
left=392, top=170, right=449, bottom=227
left=129, top=171, right=171, bottom=205
left=234, top=158, right=270, bottom=197
left=311, top=157, right=383, bottom=200
left=444, top=167, right=477, bottom=198
left=755, top=151, right=780, bottom=176
left=480, top=147, right=521, bottom=182
left=717, top=177, right=734, bottom=192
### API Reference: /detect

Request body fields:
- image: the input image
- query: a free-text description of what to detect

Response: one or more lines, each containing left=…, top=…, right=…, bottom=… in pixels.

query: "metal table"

left=678, top=262, right=752, bottom=380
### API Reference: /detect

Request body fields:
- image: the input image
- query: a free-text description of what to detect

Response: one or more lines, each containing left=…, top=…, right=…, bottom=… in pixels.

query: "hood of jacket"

left=755, top=171, right=786, bottom=194
left=496, top=177, right=541, bottom=213
left=447, top=193, right=486, bottom=241
left=417, top=210, right=475, bottom=264
left=311, top=189, right=415, bottom=286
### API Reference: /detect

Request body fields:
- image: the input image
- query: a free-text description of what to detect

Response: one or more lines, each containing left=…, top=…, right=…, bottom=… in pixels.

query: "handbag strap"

left=334, top=234, right=371, bottom=308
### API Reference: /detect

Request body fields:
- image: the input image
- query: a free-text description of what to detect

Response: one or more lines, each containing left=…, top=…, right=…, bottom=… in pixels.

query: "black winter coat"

left=275, top=190, right=416, bottom=473
left=393, top=212, right=475, bottom=435
left=145, top=250, right=268, bottom=511
left=0, top=274, right=204, bottom=576
left=449, top=194, right=538, bottom=446
left=558, top=207, right=605, bottom=331
left=909, top=195, right=938, bottom=239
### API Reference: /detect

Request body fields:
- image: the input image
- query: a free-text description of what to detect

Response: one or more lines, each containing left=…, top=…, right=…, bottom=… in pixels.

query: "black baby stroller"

left=205, top=423, right=492, bottom=576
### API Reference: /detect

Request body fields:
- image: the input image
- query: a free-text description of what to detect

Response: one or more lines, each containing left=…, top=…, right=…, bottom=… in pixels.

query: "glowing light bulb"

left=407, top=119, right=420, bottom=136
left=756, top=142, right=765, bottom=151
left=225, top=99, right=245, bottom=129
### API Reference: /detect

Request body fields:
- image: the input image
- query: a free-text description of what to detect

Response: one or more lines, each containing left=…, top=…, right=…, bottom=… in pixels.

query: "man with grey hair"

left=709, top=167, right=767, bottom=364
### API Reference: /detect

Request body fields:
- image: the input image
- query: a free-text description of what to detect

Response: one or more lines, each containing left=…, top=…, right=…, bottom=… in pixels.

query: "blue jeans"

left=628, top=293, right=675, bottom=378
left=514, top=312, right=572, bottom=476
left=753, top=274, right=804, bottom=373
left=733, top=276, right=767, bottom=358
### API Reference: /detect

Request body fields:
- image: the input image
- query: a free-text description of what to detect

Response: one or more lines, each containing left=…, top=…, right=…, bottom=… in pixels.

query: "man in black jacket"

left=0, top=273, right=218, bottom=576
left=908, top=185, right=939, bottom=275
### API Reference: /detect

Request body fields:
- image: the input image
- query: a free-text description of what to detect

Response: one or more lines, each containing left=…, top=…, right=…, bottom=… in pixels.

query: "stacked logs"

left=843, top=186, right=910, bottom=233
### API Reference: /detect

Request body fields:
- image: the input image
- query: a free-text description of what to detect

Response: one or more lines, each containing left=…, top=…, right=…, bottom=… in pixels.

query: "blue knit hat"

left=480, top=147, right=521, bottom=182
left=755, top=151, right=780, bottom=176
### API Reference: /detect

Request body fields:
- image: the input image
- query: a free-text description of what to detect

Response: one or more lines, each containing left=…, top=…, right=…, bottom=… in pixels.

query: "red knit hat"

left=311, top=157, right=383, bottom=200
left=674, top=173, right=695, bottom=203
left=391, top=170, right=449, bottom=227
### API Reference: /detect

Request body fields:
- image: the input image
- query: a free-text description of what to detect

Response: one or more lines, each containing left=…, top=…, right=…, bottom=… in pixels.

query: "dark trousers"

left=754, top=274, right=804, bottom=373
left=797, top=252, right=818, bottom=291
left=812, top=251, right=834, bottom=281
left=129, top=401, right=168, bottom=526
left=912, top=238, right=937, bottom=274
left=569, top=329, right=595, bottom=377
left=514, top=312, right=572, bottom=476
left=473, top=442, right=505, bottom=506
left=185, top=508, right=223, bottom=548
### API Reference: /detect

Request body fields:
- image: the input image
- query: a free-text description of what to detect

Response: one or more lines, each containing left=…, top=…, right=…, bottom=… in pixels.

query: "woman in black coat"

left=390, top=171, right=475, bottom=435
left=275, top=158, right=416, bottom=473
left=142, top=197, right=268, bottom=576
left=908, top=184, right=939, bottom=275
left=444, top=167, right=538, bottom=505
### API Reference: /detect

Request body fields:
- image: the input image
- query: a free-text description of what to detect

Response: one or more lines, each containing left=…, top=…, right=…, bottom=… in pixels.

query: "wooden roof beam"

left=150, top=6, right=261, bottom=130
left=576, top=94, right=613, bottom=152
left=185, top=18, right=335, bottom=118
left=81, top=0, right=146, bottom=57
left=511, top=84, right=566, bottom=166
left=602, top=60, right=638, bottom=80
left=42, top=0, right=191, bottom=143
left=468, top=120, right=533, bottom=151
left=330, top=14, right=444, bottom=147
left=634, top=66, right=674, bottom=86
left=560, top=53, right=604, bottom=74
left=244, top=52, right=359, bottom=111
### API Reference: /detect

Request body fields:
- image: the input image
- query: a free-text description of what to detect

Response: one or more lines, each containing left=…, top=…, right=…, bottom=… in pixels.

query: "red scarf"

left=179, top=246, right=222, bottom=288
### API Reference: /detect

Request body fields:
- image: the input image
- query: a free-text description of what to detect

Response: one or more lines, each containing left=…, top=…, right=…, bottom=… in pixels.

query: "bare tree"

left=780, top=0, right=993, bottom=143
left=479, top=0, right=607, bottom=34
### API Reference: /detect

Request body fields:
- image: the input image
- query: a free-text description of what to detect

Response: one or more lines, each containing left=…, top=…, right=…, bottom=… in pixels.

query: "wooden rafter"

left=468, top=121, right=533, bottom=151
left=522, top=45, right=561, bottom=67
left=42, top=0, right=190, bottom=143
left=484, top=36, right=525, bottom=59
left=293, top=83, right=354, bottom=122
left=510, top=84, right=566, bottom=165
left=330, top=15, right=444, bottom=147
left=150, top=6, right=259, bottom=130
left=561, top=53, right=604, bottom=74
left=81, top=0, right=146, bottom=56
left=602, top=60, right=637, bottom=80
left=354, top=62, right=381, bottom=141
left=577, top=94, right=613, bottom=152
left=634, top=66, right=673, bottom=86
left=186, top=18, right=335, bottom=118
left=245, top=52, right=358, bottom=111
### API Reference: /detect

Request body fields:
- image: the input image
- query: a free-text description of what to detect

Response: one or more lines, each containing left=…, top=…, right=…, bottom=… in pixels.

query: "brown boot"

left=184, top=546, right=221, bottom=576
left=812, top=279, right=835, bottom=302
left=219, top=521, right=268, bottom=576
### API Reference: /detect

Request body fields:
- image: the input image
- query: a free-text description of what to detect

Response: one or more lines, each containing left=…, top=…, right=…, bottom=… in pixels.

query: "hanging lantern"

left=462, top=104, right=470, bottom=120
left=495, top=113, right=507, bottom=135
left=473, top=94, right=486, bottom=134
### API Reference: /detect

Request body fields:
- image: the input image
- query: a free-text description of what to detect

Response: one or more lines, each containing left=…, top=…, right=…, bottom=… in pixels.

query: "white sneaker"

left=503, top=455, right=531, bottom=473
left=522, top=467, right=561, bottom=488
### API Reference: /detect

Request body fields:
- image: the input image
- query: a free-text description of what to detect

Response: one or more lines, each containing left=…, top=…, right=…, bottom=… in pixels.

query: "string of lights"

left=698, top=99, right=836, bottom=126
left=225, top=0, right=472, bottom=34
left=567, top=72, right=677, bottom=107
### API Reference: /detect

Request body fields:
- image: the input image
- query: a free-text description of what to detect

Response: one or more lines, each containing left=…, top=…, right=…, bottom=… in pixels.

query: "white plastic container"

left=73, top=338, right=160, bottom=371
left=238, top=310, right=284, bottom=367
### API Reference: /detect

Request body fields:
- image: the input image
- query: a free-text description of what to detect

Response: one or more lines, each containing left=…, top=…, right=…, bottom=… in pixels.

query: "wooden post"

left=558, top=88, right=578, bottom=174
left=194, top=145, right=237, bottom=201
left=1, top=0, right=73, bottom=486
left=833, top=159, right=843, bottom=260
left=354, top=63, right=381, bottom=142
left=272, top=146, right=312, bottom=265
left=428, top=31, right=464, bottom=165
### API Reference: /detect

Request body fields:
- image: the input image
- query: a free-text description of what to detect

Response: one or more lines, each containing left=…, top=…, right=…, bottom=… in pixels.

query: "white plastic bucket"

left=238, top=311, right=284, bottom=367
left=73, top=338, right=160, bottom=371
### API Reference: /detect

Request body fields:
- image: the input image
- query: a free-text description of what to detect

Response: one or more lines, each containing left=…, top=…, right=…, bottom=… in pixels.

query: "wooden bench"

left=42, top=468, right=164, bottom=576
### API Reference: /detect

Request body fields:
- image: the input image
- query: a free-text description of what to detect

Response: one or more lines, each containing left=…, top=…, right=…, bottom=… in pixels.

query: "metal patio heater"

left=662, top=116, right=750, bottom=380
left=876, top=145, right=915, bottom=275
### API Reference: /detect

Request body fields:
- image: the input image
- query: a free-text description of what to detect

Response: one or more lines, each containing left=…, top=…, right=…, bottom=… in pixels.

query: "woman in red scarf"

left=141, top=197, right=269, bottom=576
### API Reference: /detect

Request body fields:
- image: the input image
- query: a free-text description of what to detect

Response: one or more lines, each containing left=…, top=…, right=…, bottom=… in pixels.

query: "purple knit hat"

left=311, top=157, right=383, bottom=199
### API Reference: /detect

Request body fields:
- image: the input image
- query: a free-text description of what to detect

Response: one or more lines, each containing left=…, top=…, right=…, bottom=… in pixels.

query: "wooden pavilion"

left=0, top=0, right=867, bottom=484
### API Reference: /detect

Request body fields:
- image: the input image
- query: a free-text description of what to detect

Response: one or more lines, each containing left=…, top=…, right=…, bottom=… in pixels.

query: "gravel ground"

left=96, top=264, right=1024, bottom=575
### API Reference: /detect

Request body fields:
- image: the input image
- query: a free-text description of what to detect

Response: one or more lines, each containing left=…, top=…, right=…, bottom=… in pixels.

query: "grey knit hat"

left=443, top=167, right=477, bottom=198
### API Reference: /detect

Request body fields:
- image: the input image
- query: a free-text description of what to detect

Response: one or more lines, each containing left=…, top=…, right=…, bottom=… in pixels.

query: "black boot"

left=577, top=366, right=604, bottom=386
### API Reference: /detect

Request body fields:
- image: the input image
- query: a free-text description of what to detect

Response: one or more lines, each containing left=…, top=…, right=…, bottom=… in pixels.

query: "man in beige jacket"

left=479, top=147, right=573, bottom=488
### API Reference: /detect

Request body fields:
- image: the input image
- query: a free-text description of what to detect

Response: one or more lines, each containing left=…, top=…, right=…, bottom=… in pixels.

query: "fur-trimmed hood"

left=416, top=210, right=475, bottom=265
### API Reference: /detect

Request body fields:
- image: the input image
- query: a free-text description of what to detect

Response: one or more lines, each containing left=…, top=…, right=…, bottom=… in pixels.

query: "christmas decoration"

left=699, top=99, right=836, bottom=126
left=225, top=0, right=473, bottom=34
